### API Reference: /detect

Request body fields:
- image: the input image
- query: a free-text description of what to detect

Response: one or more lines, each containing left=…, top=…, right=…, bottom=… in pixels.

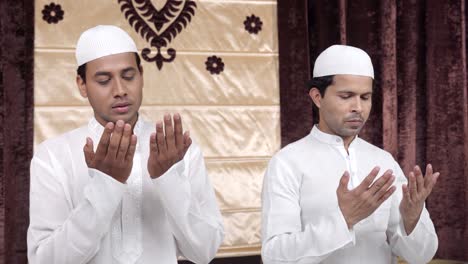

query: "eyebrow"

left=337, top=90, right=373, bottom=95
left=94, top=71, right=111, bottom=78
left=121, top=67, right=137, bottom=75
left=93, top=67, right=137, bottom=78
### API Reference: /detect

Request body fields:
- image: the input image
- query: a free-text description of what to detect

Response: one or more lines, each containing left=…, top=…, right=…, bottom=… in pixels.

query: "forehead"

left=85, top=52, right=137, bottom=73
left=329, top=74, right=373, bottom=93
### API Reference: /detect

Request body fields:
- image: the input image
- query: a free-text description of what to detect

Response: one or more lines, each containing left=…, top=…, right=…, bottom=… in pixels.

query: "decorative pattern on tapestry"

left=35, top=0, right=279, bottom=257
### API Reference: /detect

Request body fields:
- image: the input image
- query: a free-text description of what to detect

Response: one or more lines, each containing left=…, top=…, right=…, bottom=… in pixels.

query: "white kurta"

left=261, top=126, right=438, bottom=264
left=28, top=118, right=225, bottom=264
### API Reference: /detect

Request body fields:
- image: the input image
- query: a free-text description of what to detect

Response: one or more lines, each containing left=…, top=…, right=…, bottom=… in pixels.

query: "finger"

left=425, top=171, right=440, bottom=195
left=424, top=164, right=433, bottom=189
left=376, top=186, right=396, bottom=204
left=108, top=120, right=124, bottom=158
left=117, top=123, right=132, bottom=161
left=337, top=171, right=350, bottom=193
left=164, top=114, right=176, bottom=150
left=156, top=121, right=167, bottom=154
left=373, top=173, right=395, bottom=200
left=149, top=132, right=158, bottom=154
left=357, top=166, right=380, bottom=193
left=183, top=130, right=192, bottom=153
left=83, top=137, right=95, bottom=167
left=95, top=122, right=114, bottom=158
left=125, top=135, right=137, bottom=162
left=174, top=113, right=184, bottom=150
left=408, top=171, right=418, bottom=200
left=368, top=170, right=393, bottom=197
left=414, top=165, right=424, bottom=193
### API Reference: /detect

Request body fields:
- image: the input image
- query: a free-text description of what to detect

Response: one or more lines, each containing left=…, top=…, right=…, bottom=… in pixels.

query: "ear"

left=309, top=88, right=322, bottom=109
left=76, top=75, right=88, bottom=98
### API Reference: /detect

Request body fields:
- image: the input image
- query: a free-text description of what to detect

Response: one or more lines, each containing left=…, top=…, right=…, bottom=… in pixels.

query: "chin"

left=101, top=113, right=135, bottom=124
left=339, top=128, right=361, bottom=137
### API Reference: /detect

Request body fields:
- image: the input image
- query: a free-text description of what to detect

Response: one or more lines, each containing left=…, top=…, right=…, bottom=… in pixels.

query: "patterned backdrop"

left=34, top=0, right=279, bottom=257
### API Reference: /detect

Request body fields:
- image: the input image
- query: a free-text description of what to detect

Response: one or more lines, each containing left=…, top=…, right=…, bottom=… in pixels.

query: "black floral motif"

left=244, top=14, right=263, bottom=34
left=42, top=2, right=64, bottom=24
left=205, top=56, right=224, bottom=75
left=118, top=0, right=197, bottom=70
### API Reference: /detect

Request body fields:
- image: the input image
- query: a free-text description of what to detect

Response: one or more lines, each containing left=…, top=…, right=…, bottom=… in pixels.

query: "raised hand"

left=337, top=167, right=396, bottom=228
left=400, top=164, right=440, bottom=234
left=83, top=120, right=137, bottom=183
left=147, top=113, right=192, bottom=178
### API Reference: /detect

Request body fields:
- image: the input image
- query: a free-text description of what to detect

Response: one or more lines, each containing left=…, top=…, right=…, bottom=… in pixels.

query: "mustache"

left=344, top=115, right=364, bottom=122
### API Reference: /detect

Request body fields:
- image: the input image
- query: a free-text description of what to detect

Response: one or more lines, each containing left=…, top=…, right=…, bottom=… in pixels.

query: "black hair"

left=77, top=52, right=142, bottom=83
left=307, top=75, right=334, bottom=96
left=307, top=75, right=334, bottom=123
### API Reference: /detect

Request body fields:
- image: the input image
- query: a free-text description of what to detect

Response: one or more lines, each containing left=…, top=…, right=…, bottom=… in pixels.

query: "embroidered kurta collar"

left=310, top=125, right=359, bottom=148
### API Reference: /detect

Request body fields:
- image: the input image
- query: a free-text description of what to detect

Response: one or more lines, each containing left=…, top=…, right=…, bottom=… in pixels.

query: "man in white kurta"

left=28, top=25, right=224, bottom=264
left=261, top=45, right=439, bottom=264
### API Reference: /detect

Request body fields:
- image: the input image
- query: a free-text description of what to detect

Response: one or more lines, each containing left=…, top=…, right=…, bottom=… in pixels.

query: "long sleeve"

left=261, top=156, right=355, bottom=264
left=27, top=146, right=126, bottom=264
left=151, top=143, right=224, bottom=264
left=386, top=161, right=438, bottom=263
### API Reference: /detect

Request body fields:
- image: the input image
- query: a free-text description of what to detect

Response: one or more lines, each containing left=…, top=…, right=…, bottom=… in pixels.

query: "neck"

left=316, top=123, right=356, bottom=153
left=342, top=136, right=355, bottom=153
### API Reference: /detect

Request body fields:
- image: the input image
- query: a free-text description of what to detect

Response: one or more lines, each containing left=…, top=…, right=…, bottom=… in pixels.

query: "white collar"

left=310, top=125, right=359, bottom=148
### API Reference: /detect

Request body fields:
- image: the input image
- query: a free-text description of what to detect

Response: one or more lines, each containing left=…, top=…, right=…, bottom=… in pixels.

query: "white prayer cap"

left=75, top=25, right=138, bottom=66
left=313, top=45, right=374, bottom=79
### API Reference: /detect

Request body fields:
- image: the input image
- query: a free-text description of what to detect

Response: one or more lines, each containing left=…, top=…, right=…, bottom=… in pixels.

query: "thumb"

left=337, top=171, right=350, bottom=193
left=83, top=137, right=95, bottom=167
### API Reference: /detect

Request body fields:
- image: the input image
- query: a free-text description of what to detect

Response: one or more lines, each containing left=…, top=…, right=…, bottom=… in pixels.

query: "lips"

left=345, top=119, right=364, bottom=127
left=112, top=102, right=131, bottom=114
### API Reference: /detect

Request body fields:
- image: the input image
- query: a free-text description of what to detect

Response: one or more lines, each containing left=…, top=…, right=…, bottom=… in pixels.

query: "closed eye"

left=96, top=78, right=110, bottom=85
left=122, top=75, right=135, bottom=81
left=121, top=68, right=137, bottom=81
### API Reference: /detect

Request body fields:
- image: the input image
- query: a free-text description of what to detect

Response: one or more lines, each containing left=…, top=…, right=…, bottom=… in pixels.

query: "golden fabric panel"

left=218, top=211, right=261, bottom=256
left=140, top=107, right=280, bottom=158
left=34, top=51, right=279, bottom=106
left=34, top=106, right=280, bottom=158
left=35, top=0, right=279, bottom=257
left=206, top=159, right=268, bottom=211
left=35, top=0, right=277, bottom=53
left=34, top=51, right=87, bottom=106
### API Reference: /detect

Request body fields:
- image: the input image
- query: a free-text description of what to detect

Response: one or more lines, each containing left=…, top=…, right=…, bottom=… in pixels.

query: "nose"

left=351, top=97, right=363, bottom=113
left=112, top=78, right=127, bottom=98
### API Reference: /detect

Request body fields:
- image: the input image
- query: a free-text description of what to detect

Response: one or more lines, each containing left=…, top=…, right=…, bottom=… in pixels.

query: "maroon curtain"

left=1, top=0, right=467, bottom=263
left=0, top=0, right=34, bottom=263
left=278, top=0, right=468, bottom=261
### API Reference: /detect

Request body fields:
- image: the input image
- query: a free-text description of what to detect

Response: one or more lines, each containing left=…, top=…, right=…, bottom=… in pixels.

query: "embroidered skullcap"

left=75, top=25, right=137, bottom=66
left=312, top=45, right=374, bottom=79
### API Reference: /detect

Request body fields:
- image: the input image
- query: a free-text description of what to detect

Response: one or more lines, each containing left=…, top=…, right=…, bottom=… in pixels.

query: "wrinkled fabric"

left=33, top=0, right=280, bottom=256
left=262, top=126, right=438, bottom=264
left=28, top=117, right=224, bottom=264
